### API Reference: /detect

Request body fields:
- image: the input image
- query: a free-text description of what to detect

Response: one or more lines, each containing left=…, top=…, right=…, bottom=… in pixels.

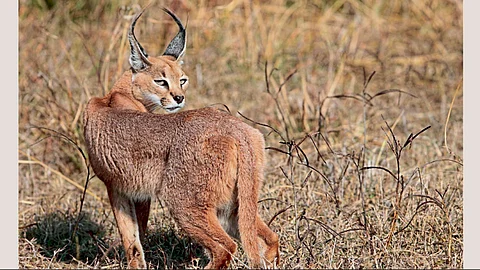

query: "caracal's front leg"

left=107, top=187, right=146, bottom=269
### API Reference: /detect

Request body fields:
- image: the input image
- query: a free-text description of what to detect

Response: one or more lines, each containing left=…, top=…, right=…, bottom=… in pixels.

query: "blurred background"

left=19, top=0, right=463, bottom=268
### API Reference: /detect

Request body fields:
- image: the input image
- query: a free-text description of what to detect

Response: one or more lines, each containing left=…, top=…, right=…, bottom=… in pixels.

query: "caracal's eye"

left=154, top=79, right=168, bottom=87
left=180, top=78, right=187, bottom=86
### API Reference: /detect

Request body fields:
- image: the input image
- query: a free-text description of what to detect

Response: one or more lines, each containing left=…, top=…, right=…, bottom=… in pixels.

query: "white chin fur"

left=164, top=102, right=184, bottom=113
left=144, top=93, right=161, bottom=104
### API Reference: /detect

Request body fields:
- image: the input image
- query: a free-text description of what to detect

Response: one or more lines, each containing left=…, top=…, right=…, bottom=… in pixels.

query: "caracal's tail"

left=236, top=129, right=265, bottom=267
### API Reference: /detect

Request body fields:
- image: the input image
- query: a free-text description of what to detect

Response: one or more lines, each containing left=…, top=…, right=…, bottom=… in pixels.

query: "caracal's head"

left=129, top=7, right=189, bottom=113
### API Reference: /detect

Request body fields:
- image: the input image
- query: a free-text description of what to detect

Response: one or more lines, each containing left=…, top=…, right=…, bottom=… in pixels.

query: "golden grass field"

left=19, top=0, right=463, bottom=268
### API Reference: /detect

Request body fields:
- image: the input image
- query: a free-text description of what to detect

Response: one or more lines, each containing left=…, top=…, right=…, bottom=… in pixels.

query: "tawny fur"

left=83, top=7, right=279, bottom=269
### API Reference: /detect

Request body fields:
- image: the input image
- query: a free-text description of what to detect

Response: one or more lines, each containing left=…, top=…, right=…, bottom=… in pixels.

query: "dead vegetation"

left=19, top=0, right=463, bottom=268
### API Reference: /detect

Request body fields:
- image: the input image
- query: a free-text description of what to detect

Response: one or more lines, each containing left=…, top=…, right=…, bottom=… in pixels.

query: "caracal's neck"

left=108, top=70, right=134, bottom=98
left=102, top=70, right=148, bottom=112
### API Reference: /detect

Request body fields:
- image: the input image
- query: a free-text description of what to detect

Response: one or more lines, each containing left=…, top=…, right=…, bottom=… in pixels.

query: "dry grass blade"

left=403, top=125, right=431, bottom=148
left=238, top=110, right=284, bottom=141
left=267, top=205, right=292, bottom=227
left=18, top=150, right=102, bottom=203
left=444, top=78, right=463, bottom=153
left=360, top=165, right=397, bottom=180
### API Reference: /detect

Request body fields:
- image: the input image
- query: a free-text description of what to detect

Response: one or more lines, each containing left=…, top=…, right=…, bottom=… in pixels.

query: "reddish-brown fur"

left=83, top=7, right=279, bottom=269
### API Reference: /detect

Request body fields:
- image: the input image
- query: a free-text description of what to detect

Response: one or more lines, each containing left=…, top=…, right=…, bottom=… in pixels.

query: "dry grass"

left=19, top=0, right=463, bottom=268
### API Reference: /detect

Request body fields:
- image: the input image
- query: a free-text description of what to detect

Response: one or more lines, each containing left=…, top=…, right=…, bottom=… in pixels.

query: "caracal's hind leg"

left=134, top=198, right=151, bottom=245
left=107, top=187, right=146, bottom=269
left=172, top=207, right=237, bottom=269
left=257, top=216, right=280, bottom=267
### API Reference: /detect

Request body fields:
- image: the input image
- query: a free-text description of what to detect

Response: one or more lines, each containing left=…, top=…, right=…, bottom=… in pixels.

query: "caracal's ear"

left=161, top=7, right=187, bottom=63
left=129, top=8, right=152, bottom=72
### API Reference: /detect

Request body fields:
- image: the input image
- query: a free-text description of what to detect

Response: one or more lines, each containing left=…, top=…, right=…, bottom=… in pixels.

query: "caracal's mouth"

left=164, top=104, right=183, bottom=113
left=143, top=92, right=185, bottom=113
